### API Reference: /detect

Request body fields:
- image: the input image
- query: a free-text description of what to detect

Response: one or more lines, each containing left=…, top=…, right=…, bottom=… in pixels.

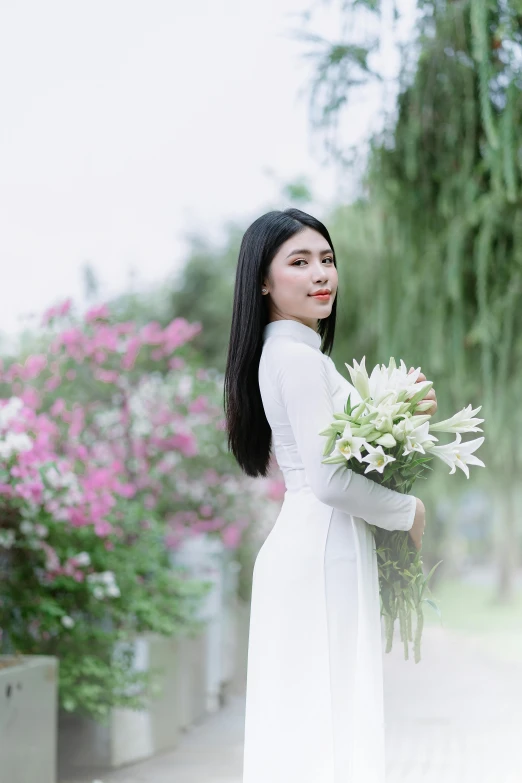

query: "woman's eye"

left=293, top=257, right=334, bottom=266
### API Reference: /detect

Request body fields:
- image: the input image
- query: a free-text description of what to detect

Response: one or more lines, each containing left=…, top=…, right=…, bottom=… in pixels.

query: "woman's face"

left=262, top=227, right=338, bottom=329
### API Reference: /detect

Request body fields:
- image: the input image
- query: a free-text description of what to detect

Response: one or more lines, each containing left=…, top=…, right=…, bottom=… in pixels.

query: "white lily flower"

left=391, top=415, right=420, bottom=441
left=332, top=423, right=367, bottom=463
left=429, top=404, right=484, bottom=434
left=361, top=443, right=396, bottom=475
left=365, top=400, right=403, bottom=432
left=425, top=433, right=485, bottom=478
left=367, top=365, right=395, bottom=405
left=391, top=421, right=407, bottom=442
left=374, top=432, right=397, bottom=448
left=402, top=421, right=439, bottom=455
left=415, top=400, right=436, bottom=413
left=375, top=359, right=421, bottom=400
left=345, top=357, right=371, bottom=401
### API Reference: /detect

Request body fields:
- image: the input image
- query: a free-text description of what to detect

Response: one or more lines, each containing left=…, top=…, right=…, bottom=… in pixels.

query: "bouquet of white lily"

left=319, top=356, right=485, bottom=663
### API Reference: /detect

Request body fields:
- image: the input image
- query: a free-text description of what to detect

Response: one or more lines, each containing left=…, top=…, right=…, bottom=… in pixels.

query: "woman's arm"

left=267, top=339, right=416, bottom=532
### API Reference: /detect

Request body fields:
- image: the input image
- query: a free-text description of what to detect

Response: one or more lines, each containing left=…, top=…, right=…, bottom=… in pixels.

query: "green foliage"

left=168, top=228, right=242, bottom=373
left=365, top=1, right=522, bottom=480
left=0, top=500, right=211, bottom=723
left=298, top=0, right=522, bottom=476
left=297, top=0, right=522, bottom=594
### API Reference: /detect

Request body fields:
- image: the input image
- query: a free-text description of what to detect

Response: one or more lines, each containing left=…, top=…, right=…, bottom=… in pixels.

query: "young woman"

left=224, top=208, right=428, bottom=783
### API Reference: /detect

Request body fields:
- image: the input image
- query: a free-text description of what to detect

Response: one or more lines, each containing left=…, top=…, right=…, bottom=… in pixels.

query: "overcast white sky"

left=0, top=0, right=415, bottom=343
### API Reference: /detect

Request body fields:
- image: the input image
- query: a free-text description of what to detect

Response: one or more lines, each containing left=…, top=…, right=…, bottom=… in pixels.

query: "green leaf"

left=423, top=598, right=442, bottom=619
left=321, top=454, right=347, bottom=465
left=420, top=560, right=444, bottom=599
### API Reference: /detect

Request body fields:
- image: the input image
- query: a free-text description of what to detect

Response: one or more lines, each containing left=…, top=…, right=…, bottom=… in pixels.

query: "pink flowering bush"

left=0, top=300, right=253, bottom=721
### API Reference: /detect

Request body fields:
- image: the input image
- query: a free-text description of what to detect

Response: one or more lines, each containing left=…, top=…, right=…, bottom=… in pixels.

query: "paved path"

left=61, top=624, right=522, bottom=783
left=384, top=626, right=522, bottom=783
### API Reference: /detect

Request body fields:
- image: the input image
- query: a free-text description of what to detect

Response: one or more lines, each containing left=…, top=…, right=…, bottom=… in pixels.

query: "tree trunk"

left=494, top=480, right=518, bottom=603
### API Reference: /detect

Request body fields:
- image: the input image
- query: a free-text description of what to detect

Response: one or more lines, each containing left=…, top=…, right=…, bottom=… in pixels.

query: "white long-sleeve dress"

left=242, top=318, right=416, bottom=783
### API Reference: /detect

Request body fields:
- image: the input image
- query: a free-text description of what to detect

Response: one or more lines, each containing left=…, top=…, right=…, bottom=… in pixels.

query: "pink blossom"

left=94, top=520, right=113, bottom=537
left=169, top=356, right=185, bottom=370
left=5, top=363, right=23, bottom=382
left=68, top=507, right=89, bottom=527
left=203, top=468, right=221, bottom=486
left=113, top=480, right=136, bottom=498
left=164, top=532, right=183, bottom=550
left=20, top=387, right=41, bottom=410
left=162, top=318, right=202, bottom=353
left=85, top=304, right=110, bottom=323
left=121, top=336, right=141, bottom=370
left=63, top=560, right=77, bottom=577
left=41, top=298, right=72, bottom=325
left=188, top=395, right=209, bottom=414
left=95, top=369, right=119, bottom=384
left=221, top=522, right=243, bottom=550
left=23, top=354, right=47, bottom=380
left=115, top=321, right=136, bottom=335
left=45, top=375, right=61, bottom=392
left=59, top=298, right=73, bottom=316
left=90, top=325, right=119, bottom=352
left=50, top=399, right=67, bottom=417
left=140, top=322, right=164, bottom=345
left=266, top=478, right=286, bottom=502
left=144, top=493, right=156, bottom=509
left=60, top=327, right=84, bottom=351
left=167, top=432, right=198, bottom=457
left=39, top=541, right=60, bottom=572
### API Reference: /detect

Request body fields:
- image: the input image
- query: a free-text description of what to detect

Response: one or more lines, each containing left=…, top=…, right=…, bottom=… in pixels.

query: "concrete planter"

left=0, top=654, right=59, bottom=783
left=58, top=625, right=209, bottom=772
left=171, top=534, right=241, bottom=711
left=221, top=556, right=241, bottom=690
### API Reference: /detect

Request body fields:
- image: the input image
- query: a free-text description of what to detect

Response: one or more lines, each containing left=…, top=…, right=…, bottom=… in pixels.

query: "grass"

left=423, top=577, right=522, bottom=664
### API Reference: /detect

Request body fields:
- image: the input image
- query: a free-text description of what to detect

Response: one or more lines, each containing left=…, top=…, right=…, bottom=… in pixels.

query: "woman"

left=224, top=208, right=429, bottom=783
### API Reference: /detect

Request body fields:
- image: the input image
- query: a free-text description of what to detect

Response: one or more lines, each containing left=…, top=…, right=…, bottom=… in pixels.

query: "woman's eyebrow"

left=285, top=248, right=333, bottom=258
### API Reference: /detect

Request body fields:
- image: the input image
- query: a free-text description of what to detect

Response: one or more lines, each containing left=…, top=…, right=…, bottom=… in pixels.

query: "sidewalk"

left=384, top=626, right=522, bottom=783
left=61, top=624, right=522, bottom=783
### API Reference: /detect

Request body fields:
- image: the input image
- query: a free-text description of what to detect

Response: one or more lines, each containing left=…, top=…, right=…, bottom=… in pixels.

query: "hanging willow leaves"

left=295, top=0, right=522, bottom=597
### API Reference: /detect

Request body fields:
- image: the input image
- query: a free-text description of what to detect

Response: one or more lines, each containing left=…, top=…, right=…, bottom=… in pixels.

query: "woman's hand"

left=408, top=367, right=437, bottom=416
left=408, top=497, right=426, bottom=551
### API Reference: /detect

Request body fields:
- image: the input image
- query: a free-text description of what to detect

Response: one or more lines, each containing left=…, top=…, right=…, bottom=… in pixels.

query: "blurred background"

left=0, top=0, right=521, bottom=781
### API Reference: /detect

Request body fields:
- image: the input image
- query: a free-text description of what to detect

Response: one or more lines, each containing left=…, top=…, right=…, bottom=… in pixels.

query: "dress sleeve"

left=270, top=339, right=416, bottom=532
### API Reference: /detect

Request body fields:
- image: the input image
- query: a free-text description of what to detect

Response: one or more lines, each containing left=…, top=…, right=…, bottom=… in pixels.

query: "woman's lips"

left=309, top=292, right=331, bottom=300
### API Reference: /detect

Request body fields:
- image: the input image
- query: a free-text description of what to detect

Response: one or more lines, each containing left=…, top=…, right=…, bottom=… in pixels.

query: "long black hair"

left=224, top=207, right=338, bottom=477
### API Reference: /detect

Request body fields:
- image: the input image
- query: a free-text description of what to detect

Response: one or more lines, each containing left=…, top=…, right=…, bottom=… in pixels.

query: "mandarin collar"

left=263, top=319, right=322, bottom=351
